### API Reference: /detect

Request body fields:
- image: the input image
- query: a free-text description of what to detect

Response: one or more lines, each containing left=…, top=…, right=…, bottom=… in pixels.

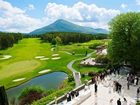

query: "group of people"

left=127, top=73, right=139, bottom=90
left=66, top=90, right=79, bottom=102
left=66, top=65, right=139, bottom=105
left=90, top=65, right=140, bottom=105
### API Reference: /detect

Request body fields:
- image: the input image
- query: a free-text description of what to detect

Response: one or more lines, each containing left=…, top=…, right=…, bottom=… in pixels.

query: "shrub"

left=68, top=76, right=74, bottom=82
left=88, top=72, right=96, bottom=77
left=89, top=42, right=104, bottom=49
left=32, top=86, right=73, bottom=105
left=18, top=86, right=46, bottom=105
left=81, top=74, right=85, bottom=78
left=95, top=55, right=109, bottom=64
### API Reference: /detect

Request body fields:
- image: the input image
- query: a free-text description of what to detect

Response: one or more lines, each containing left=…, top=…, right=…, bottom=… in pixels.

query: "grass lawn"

left=0, top=38, right=93, bottom=89
left=73, top=60, right=104, bottom=74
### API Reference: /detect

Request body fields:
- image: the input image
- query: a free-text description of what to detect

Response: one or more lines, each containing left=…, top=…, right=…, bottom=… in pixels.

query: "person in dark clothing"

left=67, top=92, right=71, bottom=102
left=95, top=82, right=98, bottom=93
left=117, top=69, right=120, bottom=75
left=127, top=81, right=130, bottom=90
left=137, top=87, right=140, bottom=100
left=92, top=77, right=96, bottom=84
left=75, top=91, right=79, bottom=97
left=118, top=84, right=122, bottom=93
left=136, top=77, right=139, bottom=85
left=123, top=98, right=127, bottom=102
left=117, top=98, right=121, bottom=105
left=70, top=91, right=75, bottom=99
left=115, top=82, right=119, bottom=92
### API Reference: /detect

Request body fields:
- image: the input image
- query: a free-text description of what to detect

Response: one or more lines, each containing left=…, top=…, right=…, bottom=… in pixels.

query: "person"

left=122, top=98, right=127, bottom=105
left=66, top=92, right=71, bottom=102
left=117, top=98, right=121, bottom=105
left=75, top=91, right=79, bottom=97
left=84, top=83, right=88, bottom=91
left=134, top=76, right=137, bottom=85
left=118, top=84, right=122, bottom=93
left=127, top=81, right=130, bottom=90
left=92, top=77, right=96, bottom=84
left=71, top=91, right=75, bottom=99
left=115, top=82, right=119, bottom=92
left=117, top=69, right=120, bottom=75
left=110, top=98, right=113, bottom=105
left=137, top=87, right=140, bottom=101
left=136, top=77, right=139, bottom=85
left=95, top=82, right=98, bottom=93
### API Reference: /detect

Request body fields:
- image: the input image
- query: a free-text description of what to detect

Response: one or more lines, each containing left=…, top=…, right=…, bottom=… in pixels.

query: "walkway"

left=67, top=51, right=95, bottom=87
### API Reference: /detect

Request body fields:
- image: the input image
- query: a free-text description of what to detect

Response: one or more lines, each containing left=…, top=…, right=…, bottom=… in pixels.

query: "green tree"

left=55, top=36, right=62, bottom=45
left=108, top=12, right=140, bottom=72
left=51, top=38, right=57, bottom=45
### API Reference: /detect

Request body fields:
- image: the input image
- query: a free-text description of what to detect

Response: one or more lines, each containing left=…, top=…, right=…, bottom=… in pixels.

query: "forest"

left=40, top=32, right=107, bottom=45
left=0, top=31, right=107, bottom=50
left=0, top=32, right=23, bottom=50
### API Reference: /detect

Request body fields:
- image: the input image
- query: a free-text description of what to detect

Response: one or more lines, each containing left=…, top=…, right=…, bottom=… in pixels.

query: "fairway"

left=0, top=38, right=93, bottom=89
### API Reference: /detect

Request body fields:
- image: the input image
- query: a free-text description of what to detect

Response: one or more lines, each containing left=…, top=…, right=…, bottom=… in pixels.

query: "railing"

left=48, top=80, right=93, bottom=105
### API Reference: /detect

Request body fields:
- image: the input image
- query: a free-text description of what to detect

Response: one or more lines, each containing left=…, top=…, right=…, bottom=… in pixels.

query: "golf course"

left=0, top=38, right=95, bottom=89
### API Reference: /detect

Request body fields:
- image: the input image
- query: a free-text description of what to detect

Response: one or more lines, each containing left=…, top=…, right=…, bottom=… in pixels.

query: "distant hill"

left=29, top=19, right=108, bottom=35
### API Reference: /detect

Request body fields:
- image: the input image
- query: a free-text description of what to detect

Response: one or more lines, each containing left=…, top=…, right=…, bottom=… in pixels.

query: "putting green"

left=0, top=60, right=40, bottom=80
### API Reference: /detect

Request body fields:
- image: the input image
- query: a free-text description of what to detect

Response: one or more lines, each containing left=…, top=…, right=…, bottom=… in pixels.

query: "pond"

left=6, top=72, right=68, bottom=99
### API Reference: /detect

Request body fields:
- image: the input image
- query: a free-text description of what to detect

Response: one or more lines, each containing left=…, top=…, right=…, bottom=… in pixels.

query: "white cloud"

left=136, top=0, right=140, bottom=5
left=44, top=2, right=120, bottom=29
left=121, top=4, right=127, bottom=9
left=0, top=0, right=41, bottom=33
left=0, top=1, right=120, bottom=33
left=28, top=4, right=35, bottom=10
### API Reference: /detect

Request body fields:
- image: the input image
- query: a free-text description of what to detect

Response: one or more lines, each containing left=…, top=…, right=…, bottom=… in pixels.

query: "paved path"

left=67, top=51, right=95, bottom=87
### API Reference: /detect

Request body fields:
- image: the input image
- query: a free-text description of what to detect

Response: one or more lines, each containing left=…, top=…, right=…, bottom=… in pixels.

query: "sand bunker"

left=52, top=57, right=61, bottom=60
left=40, top=58, right=50, bottom=60
left=38, top=69, right=51, bottom=74
left=35, top=56, right=45, bottom=59
left=52, top=54, right=59, bottom=57
left=0, top=55, right=12, bottom=60
left=13, top=78, right=25, bottom=82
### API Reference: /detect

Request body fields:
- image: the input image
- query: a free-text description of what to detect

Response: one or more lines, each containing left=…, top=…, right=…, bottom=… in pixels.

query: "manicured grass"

left=0, top=38, right=93, bottom=89
left=73, top=60, right=104, bottom=74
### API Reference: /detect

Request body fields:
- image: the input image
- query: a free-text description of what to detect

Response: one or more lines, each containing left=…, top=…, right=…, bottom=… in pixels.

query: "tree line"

left=0, top=32, right=23, bottom=50
left=40, top=32, right=107, bottom=45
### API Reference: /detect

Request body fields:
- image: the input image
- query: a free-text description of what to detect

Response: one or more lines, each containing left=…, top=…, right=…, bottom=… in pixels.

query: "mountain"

left=29, top=19, right=108, bottom=35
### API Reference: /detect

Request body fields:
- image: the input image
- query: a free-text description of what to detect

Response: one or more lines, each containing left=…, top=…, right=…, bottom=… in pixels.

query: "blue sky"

left=0, top=0, right=140, bottom=33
